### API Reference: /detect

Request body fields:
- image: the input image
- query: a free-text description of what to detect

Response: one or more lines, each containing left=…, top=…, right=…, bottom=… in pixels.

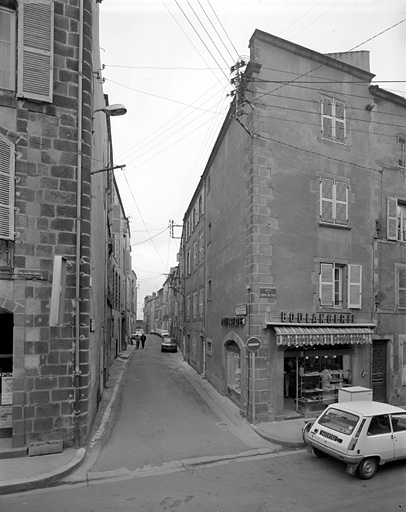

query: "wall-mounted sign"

left=281, top=312, right=355, bottom=324
left=221, top=317, right=246, bottom=328
left=260, top=288, right=277, bottom=299
left=235, top=303, right=247, bottom=316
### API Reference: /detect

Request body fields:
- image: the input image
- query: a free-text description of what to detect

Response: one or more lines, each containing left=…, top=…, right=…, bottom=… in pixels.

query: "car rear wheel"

left=358, top=457, right=378, bottom=480
left=313, top=448, right=327, bottom=458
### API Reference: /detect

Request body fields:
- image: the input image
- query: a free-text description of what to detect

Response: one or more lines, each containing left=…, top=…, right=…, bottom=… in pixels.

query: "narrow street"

left=1, top=335, right=405, bottom=511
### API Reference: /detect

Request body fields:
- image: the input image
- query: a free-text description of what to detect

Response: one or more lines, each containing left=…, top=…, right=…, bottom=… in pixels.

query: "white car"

left=303, top=401, right=406, bottom=479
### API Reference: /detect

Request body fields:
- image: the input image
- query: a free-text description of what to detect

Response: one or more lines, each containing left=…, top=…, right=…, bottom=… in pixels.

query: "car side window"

left=367, top=415, right=391, bottom=436
left=391, top=413, right=406, bottom=432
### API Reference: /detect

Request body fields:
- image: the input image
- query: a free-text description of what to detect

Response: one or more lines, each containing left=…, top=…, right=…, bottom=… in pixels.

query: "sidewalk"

left=0, top=345, right=305, bottom=495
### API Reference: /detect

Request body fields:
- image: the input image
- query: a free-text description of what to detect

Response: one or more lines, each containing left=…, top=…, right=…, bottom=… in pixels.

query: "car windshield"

left=318, top=407, right=360, bottom=435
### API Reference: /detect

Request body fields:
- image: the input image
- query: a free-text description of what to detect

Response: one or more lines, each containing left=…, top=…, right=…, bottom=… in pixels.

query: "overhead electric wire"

left=173, top=0, right=231, bottom=82
left=131, top=227, right=169, bottom=247
left=196, top=0, right=237, bottom=62
left=206, top=0, right=239, bottom=57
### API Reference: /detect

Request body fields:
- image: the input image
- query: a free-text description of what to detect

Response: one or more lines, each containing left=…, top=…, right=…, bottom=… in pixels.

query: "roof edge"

left=369, top=85, right=406, bottom=108
left=250, top=30, right=375, bottom=81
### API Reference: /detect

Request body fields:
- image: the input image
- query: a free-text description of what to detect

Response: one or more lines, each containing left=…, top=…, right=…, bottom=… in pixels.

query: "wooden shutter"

left=320, top=178, right=334, bottom=223
left=320, top=263, right=334, bottom=306
left=397, top=264, right=406, bottom=309
left=321, top=97, right=333, bottom=141
left=335, top=181, right=348, bottom=225
left=387, top=197, right=398, bottom=241
left=0, top=136, right=15, bottom=241
left=335, top=101, right=346, bottom=143
left=17, top=0, right=54, bottom=102
left=348, top=264, right=362, bottom=309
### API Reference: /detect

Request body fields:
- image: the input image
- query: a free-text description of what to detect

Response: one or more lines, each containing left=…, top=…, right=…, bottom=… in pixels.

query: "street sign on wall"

left=246, top=337, right=261, bottom=352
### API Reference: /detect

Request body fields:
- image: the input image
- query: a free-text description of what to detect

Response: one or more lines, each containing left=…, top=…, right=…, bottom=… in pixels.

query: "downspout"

left=74, top=0, right=84, bottom=448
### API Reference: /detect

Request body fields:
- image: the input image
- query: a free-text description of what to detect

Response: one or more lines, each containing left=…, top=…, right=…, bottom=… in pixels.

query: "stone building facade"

left=0, top=0, right=132, bottom=449
left=178, top=31, right=406, bottom=423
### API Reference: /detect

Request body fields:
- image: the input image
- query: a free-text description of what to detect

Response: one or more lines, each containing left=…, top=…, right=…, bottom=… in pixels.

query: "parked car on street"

left=156, top=329, right=170, bottom=338
left=161, top=337, right=177, bottom=353
left=302, top=400, right=406, bottom=480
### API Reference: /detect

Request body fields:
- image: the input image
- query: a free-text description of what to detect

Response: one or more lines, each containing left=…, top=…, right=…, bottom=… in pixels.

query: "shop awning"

left=274, top=325, right=374, bottom=347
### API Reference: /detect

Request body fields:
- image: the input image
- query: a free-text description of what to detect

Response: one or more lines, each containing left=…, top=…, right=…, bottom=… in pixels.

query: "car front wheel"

left=358, top=457, right=378, bottom=480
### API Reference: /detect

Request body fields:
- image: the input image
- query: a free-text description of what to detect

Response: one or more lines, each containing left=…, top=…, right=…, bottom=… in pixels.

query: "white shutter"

left=321, top=97, right=333, bottom=141
left=320, top=178, right=334, bottom=223
left=0, top=136, right=15, bottom=240
left=387, top=197, right=398, bottom=241
left=334, top=101, right=346, bottom=143
left=320, top=263, right=334, bottom=306
left=335, top=181, right=348, bottom=225
left=17, top=0, right=54, bottom=102
left=348, top=264, right=362, bottom=309
left=396, top=264, right=406, bottom=309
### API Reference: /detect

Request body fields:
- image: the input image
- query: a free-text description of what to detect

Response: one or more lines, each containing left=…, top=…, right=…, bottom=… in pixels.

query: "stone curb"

left=251, top=425, right=305, bottom=449
left=0, top=448, right=86, bottom=495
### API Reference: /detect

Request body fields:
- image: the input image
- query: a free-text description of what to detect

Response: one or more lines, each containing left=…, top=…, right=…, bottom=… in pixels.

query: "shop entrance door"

left=226, top=341, right=241, bottom=406
left=372, top=340, right=387, bottom=402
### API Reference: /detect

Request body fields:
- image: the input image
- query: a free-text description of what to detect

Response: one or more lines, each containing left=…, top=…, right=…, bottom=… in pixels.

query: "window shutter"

left=320, top=178, right=334, bottom=223
left=17, top=0, right=54, bottom=102
left=348, top=264, right=362, bottom=309
left=320, top=263, right=334, bottom=306
left=387, top=197, right=398, bottom=241
left=335, top=181, right=348, bottom=225
left=335, top=101, right=346, bottom=143
left=0, top=136, right=15, bottom=241
left=397, top=265, right=406, bottom=309
left=321, top=97, right=333, bottom=141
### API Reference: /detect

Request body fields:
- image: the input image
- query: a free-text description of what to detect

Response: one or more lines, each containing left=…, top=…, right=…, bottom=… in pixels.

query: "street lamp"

left=94, top=103, right=127, bottom=116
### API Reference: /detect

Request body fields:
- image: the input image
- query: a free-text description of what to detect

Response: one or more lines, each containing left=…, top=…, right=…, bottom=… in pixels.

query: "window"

left=321, top=96, right=346, bottom=144
left=0, top=6, right=15, bottom=90
left=193, top=242, right=197, bottom=270
left=186, top=250, right=191, bottom=275
left=319, top=263, right=362, bottom=309
left=396, top=264, right=406, bottom=309
left=207, top=279, right=212, bottom=301
left=388, top=198, right=406, bottom=242
left=207, top=221, right=212, bottom=245
left=199, top=287, right=204, bottom=318
left=199, top=232, right=204, bottom=263
left=193, top=291, right=197, bottom=320
left=186, top=295, right=191, bottom=320
left=399, top=136, right=406, bottom=168
left=320, top=178, right=349, bottom=226
left=0, top=135, right=15, bottom=240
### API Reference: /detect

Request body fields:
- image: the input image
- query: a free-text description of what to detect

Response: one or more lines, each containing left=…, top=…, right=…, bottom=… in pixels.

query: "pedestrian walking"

left=140, top=333, right=146, bottom=349
left=136, top=337, right=140, bottom=350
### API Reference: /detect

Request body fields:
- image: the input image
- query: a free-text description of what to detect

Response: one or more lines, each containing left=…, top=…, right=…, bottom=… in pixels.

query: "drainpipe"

left=74, top=0, right=84, bottom=448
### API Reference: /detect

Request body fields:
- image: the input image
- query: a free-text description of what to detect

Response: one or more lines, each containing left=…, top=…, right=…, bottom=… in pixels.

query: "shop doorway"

left=225, top=341, right=241, bottom=406
left=0, top=310, right=13, bottom=438
left=372, top=340, right=387, bottom=402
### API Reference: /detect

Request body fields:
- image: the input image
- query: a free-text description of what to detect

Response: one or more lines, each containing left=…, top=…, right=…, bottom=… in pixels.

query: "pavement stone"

left=0, top=343, right=306, bottom=494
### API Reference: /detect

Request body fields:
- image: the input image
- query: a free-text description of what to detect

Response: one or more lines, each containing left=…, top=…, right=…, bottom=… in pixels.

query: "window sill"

left=319, top=221, right=352, bottom=230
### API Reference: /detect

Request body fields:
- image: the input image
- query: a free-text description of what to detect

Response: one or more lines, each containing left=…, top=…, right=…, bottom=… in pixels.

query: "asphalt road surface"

left=2, top=335, right=405, bottom=510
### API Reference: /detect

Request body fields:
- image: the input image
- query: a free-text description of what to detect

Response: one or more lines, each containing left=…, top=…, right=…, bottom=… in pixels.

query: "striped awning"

left=274, top=325, right=374, bottom=347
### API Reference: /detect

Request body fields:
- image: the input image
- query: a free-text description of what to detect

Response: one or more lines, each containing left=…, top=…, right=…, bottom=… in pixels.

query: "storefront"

left=269, top=322, right=375, bottom=418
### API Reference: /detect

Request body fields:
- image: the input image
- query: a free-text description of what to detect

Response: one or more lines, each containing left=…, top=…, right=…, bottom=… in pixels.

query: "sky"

left=99, top=0, right=406, bottom=319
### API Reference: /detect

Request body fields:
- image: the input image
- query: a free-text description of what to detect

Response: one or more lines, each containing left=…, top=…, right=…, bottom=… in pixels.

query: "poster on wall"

left=1, top=376, right=13, bottom=405
left=0, top=406, right=12, bottom=428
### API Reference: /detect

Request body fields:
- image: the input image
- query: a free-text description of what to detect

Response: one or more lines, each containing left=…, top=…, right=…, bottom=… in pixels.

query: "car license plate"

left=320, top=429, right=337, bottom=441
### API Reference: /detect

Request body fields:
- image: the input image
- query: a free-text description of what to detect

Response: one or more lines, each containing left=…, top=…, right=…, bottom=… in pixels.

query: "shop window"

left=321, top=95, right=346, bottom=144
left=191, top=334, right=197, bottom=362
left=319, top=178, right=349, bottom=226
left=296, top=351, right=353, bottom=415
left=387, top=198, right=406, bottom=242
left=319, top=263, right=362, bottom=309
left=226, top=342, right=241, bottom=403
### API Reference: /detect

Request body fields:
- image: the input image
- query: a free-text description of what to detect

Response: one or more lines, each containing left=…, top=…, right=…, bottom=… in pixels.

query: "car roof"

left=327, top=401, right=405, bottom=416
